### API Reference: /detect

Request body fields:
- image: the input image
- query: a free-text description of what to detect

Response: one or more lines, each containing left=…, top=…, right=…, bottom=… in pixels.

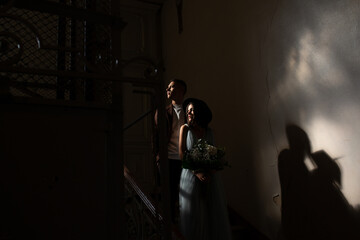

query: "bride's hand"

left=195, top=172, right=211, bottom=183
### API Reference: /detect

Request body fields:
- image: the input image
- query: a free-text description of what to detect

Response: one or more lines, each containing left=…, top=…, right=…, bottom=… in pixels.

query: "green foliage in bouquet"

left=182, top=139, right=230, bottom=171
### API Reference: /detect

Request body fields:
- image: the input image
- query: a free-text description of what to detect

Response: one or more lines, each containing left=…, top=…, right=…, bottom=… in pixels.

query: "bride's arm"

left=179, top=124, right=188, bottom=160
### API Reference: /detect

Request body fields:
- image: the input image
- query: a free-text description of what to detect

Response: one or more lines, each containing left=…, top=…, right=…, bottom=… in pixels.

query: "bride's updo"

left=183, top=98, right=212, bottom=128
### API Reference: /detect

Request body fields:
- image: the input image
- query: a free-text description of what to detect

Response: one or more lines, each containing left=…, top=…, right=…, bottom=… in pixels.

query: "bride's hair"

left=183, top=98, right=212, bottom=128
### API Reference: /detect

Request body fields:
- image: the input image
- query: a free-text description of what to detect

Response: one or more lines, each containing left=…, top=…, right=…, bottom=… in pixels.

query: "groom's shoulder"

left=165, top=104, right=172, bottom=111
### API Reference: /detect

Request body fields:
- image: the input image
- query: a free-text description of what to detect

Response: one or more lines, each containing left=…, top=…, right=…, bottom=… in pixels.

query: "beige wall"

left=161, top=0, right=360, bottom=238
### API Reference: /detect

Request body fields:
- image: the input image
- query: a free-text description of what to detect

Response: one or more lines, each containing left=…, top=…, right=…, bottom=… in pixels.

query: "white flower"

left=191, top=148, right=201, bottom=161
left=206, top=144, right=218, bottom=156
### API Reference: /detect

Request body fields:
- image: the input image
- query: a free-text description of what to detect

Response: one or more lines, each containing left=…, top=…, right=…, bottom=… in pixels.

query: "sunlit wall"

left=161, top=0, right=360, bottom=238
left=264, top=0, right=360, bottom=206
left=252, top=1, right=360, bottom=237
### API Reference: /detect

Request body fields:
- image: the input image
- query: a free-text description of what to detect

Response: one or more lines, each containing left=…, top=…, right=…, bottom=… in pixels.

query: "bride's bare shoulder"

left=181, top=124, right=189, bottom=130
left=180, top=124, right=189, bottom=135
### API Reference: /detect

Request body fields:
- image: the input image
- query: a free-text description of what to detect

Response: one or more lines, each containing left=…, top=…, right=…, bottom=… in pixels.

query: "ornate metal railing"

left=1, top=1, right=178, bottom=239
left=0, top=0, right=125, bottom=104
left=124, top=166, right=185, bottom=240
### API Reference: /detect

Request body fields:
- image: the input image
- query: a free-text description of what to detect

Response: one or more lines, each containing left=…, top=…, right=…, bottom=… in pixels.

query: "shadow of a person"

left=278, top=124, right=359, bottom=240
left=278, top=124, right=311, bottom=240
left=307, top=150, right=357, bottom=240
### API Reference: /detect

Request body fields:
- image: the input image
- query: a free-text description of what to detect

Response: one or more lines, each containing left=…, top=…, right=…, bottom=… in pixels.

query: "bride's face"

left=186, top=103, right=195, bottom=125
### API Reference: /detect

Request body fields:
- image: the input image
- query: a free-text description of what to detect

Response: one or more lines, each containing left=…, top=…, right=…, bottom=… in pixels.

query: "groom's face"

left=166, top=81, right=184, bottom=101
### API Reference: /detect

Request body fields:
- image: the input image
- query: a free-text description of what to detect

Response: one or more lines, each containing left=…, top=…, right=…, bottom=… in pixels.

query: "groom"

left=154, top=78, right=187, bottom=224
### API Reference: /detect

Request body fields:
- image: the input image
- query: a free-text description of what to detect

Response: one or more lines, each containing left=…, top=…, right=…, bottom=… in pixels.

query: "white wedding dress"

left=179, top=126, right=232, bottom=240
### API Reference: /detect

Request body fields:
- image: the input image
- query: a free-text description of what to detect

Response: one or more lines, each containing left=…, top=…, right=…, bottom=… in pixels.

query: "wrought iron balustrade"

left=124, top=166, right=185, bottom=240
left=0, top=0, right=125, bottom=104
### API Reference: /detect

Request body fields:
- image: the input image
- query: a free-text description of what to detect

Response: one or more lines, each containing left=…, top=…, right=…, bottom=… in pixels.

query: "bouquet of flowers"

left=182, top=139, right=229, bottom=171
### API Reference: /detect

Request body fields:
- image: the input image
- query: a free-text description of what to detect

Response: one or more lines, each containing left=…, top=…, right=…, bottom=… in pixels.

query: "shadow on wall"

left=277, top=124, right=360, bottom=240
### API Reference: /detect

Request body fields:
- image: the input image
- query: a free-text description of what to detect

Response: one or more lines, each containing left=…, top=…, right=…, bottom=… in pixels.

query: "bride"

left=178, top=98, right=232, bottom=240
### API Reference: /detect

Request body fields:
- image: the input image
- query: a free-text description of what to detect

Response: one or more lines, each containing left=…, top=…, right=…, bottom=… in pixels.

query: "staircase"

left=125, top=164, right=270, bottom=240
